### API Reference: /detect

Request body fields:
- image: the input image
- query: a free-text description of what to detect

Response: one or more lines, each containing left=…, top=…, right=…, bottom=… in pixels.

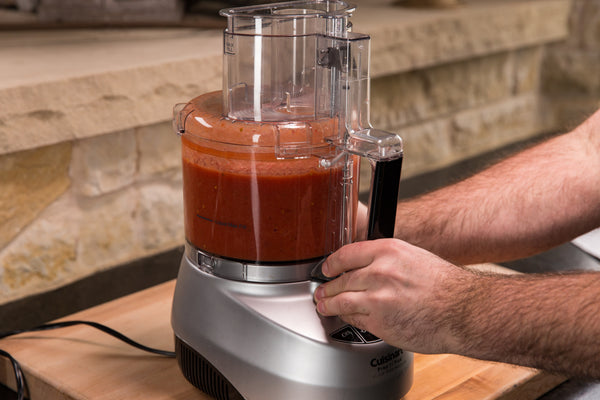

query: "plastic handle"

left=367, top=157, right=403, bottom=240
left=173, top=103, right=189, bottom=136
left=345, top=128, right=403, bottom=240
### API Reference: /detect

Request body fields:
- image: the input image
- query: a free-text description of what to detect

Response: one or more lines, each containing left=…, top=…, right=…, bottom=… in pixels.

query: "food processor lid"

left=219, top=0, right=355, bottom=37
left=174, top=0, right=403, bottom=161
left=220, top=0, right=361, bottom=123
left=173, top=91, right=339, bottom=161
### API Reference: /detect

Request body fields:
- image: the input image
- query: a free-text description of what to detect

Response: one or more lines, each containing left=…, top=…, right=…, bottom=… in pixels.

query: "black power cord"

left=0, top=349, right=25, bottom=400
left=0, top=320, right=176, bottom=400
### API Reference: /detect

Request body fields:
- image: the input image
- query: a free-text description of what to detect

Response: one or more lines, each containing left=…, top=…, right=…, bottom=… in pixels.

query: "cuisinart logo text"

left=370, top=349, right=403, bottom=369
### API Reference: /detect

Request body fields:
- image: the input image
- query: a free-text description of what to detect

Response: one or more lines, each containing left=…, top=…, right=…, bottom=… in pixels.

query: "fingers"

left=315, top=291, right=369, bottom=317
left=315, top=239, right=395, bottom=316
left=315, top=268, right=364, bottom=300
left=321, top=241, right=378, bottom=277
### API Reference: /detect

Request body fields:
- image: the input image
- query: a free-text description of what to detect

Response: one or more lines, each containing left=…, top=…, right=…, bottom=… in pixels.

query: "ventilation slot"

left=175, top=336, right=244, bottom=400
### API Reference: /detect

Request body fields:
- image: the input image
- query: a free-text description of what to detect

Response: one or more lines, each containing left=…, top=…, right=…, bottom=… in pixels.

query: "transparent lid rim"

left=219, top=0, right=356, bottom=18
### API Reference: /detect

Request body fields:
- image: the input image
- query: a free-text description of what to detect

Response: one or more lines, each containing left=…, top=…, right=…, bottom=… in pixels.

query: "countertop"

left=0, top=276, right=565, bottom=400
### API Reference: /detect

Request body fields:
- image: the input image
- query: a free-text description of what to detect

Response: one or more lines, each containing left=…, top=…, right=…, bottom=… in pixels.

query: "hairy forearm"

left=447, top=270, right=600, bottom=378
left=395, top=110, right=600, bottom=264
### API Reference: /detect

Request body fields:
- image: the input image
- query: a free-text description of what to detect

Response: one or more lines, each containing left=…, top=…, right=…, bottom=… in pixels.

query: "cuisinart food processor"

left=171, top=1, right=413, bottom=399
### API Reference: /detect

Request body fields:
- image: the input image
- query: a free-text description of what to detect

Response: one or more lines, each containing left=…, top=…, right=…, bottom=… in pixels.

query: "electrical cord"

left=0, top=320, right=176, bottom=400
left=0, top=349, right=25, bottom=400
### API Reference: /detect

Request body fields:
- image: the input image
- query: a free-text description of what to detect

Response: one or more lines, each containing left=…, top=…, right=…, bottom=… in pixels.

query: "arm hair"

left=395, top=109, right=600, bottom=265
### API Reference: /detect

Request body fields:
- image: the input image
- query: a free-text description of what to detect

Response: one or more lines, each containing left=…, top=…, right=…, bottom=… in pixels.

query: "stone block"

left=0, top=193, right=79, bottom=302
left=136, top=121, right=181, bottom=180
left=37, top=0, right=184, bottom=23
left=539, top=0, right=600, bottom=133
left=0, top=143, right=71, bottom=249
left=540, top=95, right=600, bottom=134
left=542, top=46, right=600, bottom=97
left=371, top=48, right=542, bottom=130
left=76, top=188, right=138, bottom=273
left=400, top=0, right=461, bottom=8
left=137, top=183, right=184, bottom=251
left=512, top=47, right=543, bottom=95
left=70, top=130, right=137, bottom=197
left=567, top=0, right=600, bottom=50
left=399, top=118, right=453, bottom=178
left=394, top=93, right=542, bottom=178
left=0, top=54, right=222, bottom=155
left=367, top=0, right=570, bottom=77
left=0, top=161, right=185, bottom=303
left=449, top=94, right=540, bottom=156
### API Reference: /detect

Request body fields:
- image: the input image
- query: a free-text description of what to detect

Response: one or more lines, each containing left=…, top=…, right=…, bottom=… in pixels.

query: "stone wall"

left=371, top=47, right=545, bottom=177
left=3, top=0, right=596, bottom=310
left=542, top=0, right=600, bottom=130
left=37, top=0, right=184, bottom=24
left=0, top=122, right=183, bottom=304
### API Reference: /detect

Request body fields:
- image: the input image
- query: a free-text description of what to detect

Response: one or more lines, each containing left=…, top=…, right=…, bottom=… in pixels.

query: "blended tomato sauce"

left=180, top=91, right=357, bottom=263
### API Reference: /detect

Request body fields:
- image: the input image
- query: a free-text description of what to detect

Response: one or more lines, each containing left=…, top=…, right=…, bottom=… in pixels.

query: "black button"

left=331, top=326, right=364, bottom=343
left=355, top=328, right=381, bottom=343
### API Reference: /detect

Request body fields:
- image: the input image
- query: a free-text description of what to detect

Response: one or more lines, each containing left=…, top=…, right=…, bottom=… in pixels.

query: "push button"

left=355, top=328, right=381, bottom=343
left=330, top=325, right=383, bottom=344
left=331, top=326, right=364, bottom=343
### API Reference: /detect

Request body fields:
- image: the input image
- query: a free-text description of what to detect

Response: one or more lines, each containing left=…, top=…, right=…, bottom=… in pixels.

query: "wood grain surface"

left=0, top=279, right=566, bottom=400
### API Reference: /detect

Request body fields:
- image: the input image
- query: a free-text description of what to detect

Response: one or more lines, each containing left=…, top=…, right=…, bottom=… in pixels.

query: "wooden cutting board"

left=0, top=279, right=565, bottom=400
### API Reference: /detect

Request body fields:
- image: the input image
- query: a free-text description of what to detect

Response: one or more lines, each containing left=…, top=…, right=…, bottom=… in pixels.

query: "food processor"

left=171, top=1, right=413, bottom=399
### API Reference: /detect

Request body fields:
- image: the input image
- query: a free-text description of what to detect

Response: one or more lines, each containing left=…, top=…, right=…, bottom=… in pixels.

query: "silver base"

left=171, top=253, right=413, bottom=400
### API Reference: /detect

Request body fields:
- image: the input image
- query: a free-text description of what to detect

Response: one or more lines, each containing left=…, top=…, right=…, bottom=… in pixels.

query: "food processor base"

left=171, top=254, right=413, bottom=400
left=175, top=336, right=244, bottom=400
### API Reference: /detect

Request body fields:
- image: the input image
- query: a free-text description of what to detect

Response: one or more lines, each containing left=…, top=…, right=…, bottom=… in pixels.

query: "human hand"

left=314, top=239, right=473, bottom=355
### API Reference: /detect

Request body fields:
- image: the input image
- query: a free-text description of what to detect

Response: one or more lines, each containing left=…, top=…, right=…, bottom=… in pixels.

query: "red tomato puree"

left=181, top=92, right=356, bottom=263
